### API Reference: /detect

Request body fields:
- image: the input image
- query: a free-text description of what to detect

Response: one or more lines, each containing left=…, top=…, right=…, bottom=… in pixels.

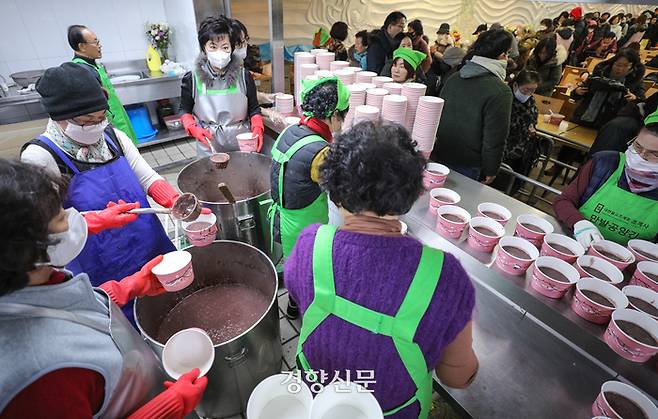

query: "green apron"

left=296, top=224, right=444, bottom=418
left=268, top=131, right=329, bottom=257
left=579, top=153, right=658, bottom=244
left=72, top=58, right=138, bottom=144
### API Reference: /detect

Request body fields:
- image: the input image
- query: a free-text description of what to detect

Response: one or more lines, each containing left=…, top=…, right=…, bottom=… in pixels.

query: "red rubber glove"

left=164, top=368, right=208, bottom=414
left=250, top=114, right=264, bottom=153
left=181, top=113, right=213, bottom=150
left=99, top=255, right=165, bottom=307
left=148, top=179, right=180, bottom=208
left=84, top=200, right=140, bottom=235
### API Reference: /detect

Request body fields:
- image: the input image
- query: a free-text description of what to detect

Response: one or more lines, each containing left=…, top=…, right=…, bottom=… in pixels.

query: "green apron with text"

left=296, top=224, right=444, bottom=419
left=579, top=153, right=658, bottom=244
left=72, top=58, right=138, bottom=144
left=268, top=132, right=329, bottom=257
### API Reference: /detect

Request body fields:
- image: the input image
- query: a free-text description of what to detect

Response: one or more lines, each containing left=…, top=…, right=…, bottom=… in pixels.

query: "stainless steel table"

left=401, top=172, right=657, bottom=417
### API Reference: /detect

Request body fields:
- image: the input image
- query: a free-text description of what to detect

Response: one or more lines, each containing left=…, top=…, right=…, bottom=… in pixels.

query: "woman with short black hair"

left=348, top=30, right=369, bottom=69
left=326, top=21, right=349, bottom=61
left=0, top=159, right=207, bottom=418
left=525, top=36, right=562, bottom=96
left=285, top=121, right=478, bottom=418
left=390, top=47, right=426, bottom=83
left=180, top=15, right=264, bottom=154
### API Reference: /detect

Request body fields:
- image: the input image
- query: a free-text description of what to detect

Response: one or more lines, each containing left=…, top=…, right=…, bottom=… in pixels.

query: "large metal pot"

left=177, top=152, right=282, bottom=264
left=135, top=241, right=282, bottom=418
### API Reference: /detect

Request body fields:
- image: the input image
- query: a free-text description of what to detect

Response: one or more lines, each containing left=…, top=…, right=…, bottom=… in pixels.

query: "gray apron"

left=192, top=68, right=250, bottom=155
left=0, top=277, right=164, bottom=418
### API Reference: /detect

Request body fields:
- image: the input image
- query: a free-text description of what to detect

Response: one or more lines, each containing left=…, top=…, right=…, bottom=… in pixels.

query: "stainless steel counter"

left=401, top=172, right=658, bottom=417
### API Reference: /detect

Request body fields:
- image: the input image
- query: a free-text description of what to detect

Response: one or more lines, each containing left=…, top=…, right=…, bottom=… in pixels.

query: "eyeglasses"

left=83, top=40, right=101, bottom=46
left=628, top=137, right=658, bottom=162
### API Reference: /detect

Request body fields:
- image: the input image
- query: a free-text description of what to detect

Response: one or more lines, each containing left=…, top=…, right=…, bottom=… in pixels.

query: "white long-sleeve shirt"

left=21, top=125, right=162, bottom=192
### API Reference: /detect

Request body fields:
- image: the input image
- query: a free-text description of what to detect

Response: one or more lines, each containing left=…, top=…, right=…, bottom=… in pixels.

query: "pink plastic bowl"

left=237, top=132, right=258, bottom=152
left=151, top=251, right=195, bottom=292
left=592, top=381, right=658, bottom=419
left=630, top=261, right=658, bottom=292
left=429, top=188, right=461, bottom=215
left=627, top=240, right=658, bottom=274
left=494, top=236, right=539, bottom=276
left=476, top=202, right=512, bottom=226
left=604, top=308, right=658, bottom=362
left=530, top=256, right=580, bottom=299
left=540, top=233, right=585, bottom=264
left=422, top=163, right=449, bottom=190
left=575, top=255, right=624, bottom=285
left=588, top=240, right=635, bottom=271
left=467, top=216, right=505, bottom=253
left=513, top=214, right=554, bottom=248
left=435, top=205, right=471, bottom=239
left=182, top=213, right=218, bottom=247
left=571, top=278, right=628, bottom=324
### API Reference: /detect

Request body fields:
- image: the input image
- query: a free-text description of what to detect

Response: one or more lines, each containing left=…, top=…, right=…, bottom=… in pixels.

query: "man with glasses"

left=367, top=11, right=407, bottom=74
left=67, top=25, right=137, bottom=144
left=554, top=110, right=658, bottom=246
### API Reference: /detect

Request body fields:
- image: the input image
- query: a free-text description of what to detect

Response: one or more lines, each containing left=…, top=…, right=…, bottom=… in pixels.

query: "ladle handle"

left=128, top=208, right=171, bottom=215
left=217, top=182, right=236, bottom=204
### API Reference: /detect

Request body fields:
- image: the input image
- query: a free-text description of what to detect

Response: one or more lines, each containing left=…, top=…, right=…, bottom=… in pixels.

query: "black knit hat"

left=36, top=62, right=108, bottom=121
left=437, top=23, right=450, bottom=34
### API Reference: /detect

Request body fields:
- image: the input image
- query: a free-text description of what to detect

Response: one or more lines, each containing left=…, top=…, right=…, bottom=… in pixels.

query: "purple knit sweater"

left=285, top=224, right=476, bottom=418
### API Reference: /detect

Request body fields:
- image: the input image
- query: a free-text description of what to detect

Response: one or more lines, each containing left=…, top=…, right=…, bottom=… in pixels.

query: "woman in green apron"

left=284, top=121, right=478, bottom=418
left=180, top=16, right=264, bottom=155
left=269, top=77, right=349, bottom=318
left=0, top=160, right=207, bottom=418
left=553, top=110, right=658, bottom=247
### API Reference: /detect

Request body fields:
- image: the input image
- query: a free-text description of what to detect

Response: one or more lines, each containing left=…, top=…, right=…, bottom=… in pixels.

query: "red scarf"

left=300, top=116, right=333, bottom=142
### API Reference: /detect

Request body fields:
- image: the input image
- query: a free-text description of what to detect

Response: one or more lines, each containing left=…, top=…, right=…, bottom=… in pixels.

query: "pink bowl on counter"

left=476, top=202, right=512, bottom=226
left=592, top=381, right=658, bottom=419
left=575, top=255, right=624, bottom=286
left=494, top=236, right=539, bottom=276
left=630, top=261, right=658, bottom=292
left=604, top=308, right=658, bottom=362
left=531, top=256, right=580, bottom=299
left=429, top=188, right=461, bottom=215
left=435, top=205, right=471, bottom=239
left=182, top=213, right=218, bottom=247
left=627, top=239, right=658, bottom=273
left=237, top=132, right=258, bottom=152
left=623, top=285, right=658, bottom=321
left=513, top=214, right=554, bottom=248
left=571, top=278, right=628, bottom=324
left=422, top=162, right=449, bottom=190
left=467, top=216, right=505, bottom=253
left=588, top=240, right=635, bottom=271
left=151, top=250, right=195, bottom=292
left=540, top=233, right=585, bottom=264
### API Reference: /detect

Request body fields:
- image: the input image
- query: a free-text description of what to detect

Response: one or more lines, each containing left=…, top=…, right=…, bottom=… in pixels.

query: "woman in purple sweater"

left=284, top=121, right=478, bottom=418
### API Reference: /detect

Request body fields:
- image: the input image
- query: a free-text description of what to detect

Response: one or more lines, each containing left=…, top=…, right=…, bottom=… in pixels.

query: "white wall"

left=163, top=0, right=200, bottom=67
left=0, top=0, right=167, bottom=82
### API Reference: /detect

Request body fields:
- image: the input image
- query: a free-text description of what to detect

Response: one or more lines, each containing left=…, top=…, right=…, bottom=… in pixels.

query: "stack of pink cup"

left=401, top=83, right=427, bottom=131
left=315, top=52, right=335, bottom=70
left=334, top=69, right=356, bottom=86
left=346, top=66, right=363, bottom=73
left=297, top=61, right=318, bottom=105
left=381, top=95, right=407, bottom=125
left=343, top=84, right=367, bottom=129
left=383, top=82, right=403, bottom=96
left=411, top=96, right=445, bottom=155
left=365, top=88, right=389, bottom=110
left=354, top=105, right=380, bottom=124
left=329, top=60, right=349, bottom=71
left=373, top=76, right=393, bottom=88
left=314, top=70, right=333, bottom=78
left=356, top=71, right=377, bottom=84
left=310, top=48, right=328, bottom=55
left=305, top=74, right=319, bottom=81
left=275, top=94, right=294, bottom=115
left=436, top=205, right=471, bottom=239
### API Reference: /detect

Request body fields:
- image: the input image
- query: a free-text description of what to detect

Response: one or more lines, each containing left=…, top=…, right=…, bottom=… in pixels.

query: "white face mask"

left=64, top=120, right=108, bottom=145
left=514, top=86, right=531, bottom=103
left=233, top=47, right=247, bottom=60
left=207, top=50, right=232, bottom=69
left=624, top=148, right=658, bottom=192
left=42, top=208, right=88, bottom=267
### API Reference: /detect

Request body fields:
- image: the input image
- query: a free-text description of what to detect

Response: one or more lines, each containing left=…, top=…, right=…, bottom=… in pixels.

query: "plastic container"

left=531, top=256, right=580, bottom=299
left=247, top=373, right=313, bottom=419
left=237, top=132, right=258, bottom=152
left=604, top=308, right=658, bottom=362
left=182, top=213, right=218, bottom=247
left=125, top=104, right=158, bottom=143
left=495, top=236, right=539, bottom=276
left=571, top=278, right=628, bottom=324
left=467, top=216, right=505, bottom=253
left=151, top=250, right=194, bottom=292
left=162, top=328, right=215, bottom=379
